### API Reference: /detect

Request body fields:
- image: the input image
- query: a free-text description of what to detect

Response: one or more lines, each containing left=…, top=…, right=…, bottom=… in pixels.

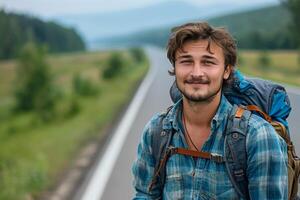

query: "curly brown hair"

left=166, top=22, right=237, bottom=87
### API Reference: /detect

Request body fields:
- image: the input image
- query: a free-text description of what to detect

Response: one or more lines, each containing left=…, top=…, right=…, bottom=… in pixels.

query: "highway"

left=75, top=47, right=300, bottom=200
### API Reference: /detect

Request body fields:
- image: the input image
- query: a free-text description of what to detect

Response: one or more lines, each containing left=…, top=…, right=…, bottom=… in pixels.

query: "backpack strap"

left=224, top=105, right=252, bottom=200
left=148, top=107, right=174, bottom=194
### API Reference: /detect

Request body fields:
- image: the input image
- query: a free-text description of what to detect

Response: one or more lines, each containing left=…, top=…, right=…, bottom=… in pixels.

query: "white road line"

left=80, top=61, right=157, bottom=200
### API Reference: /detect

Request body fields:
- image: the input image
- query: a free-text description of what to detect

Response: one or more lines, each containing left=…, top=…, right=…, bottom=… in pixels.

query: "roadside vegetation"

left=238, top=50, right=300, bottom=87
left=0, top=46, right=148, bottom=200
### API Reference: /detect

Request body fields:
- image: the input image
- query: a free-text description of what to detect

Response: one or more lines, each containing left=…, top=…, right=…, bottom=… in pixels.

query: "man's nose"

left=191, top=63, right=205, bottom=77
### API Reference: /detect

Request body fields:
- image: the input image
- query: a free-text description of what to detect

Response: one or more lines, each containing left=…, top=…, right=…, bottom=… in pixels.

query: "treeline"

left=101, top=5, right=297, bottom=50
left=209, top=5, right=296, bottom=50
left=0, top=10, right=85, bottom=59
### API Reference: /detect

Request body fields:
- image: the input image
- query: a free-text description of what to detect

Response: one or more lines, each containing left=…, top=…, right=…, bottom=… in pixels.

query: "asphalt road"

left=77, top=47, right=300, bottom=200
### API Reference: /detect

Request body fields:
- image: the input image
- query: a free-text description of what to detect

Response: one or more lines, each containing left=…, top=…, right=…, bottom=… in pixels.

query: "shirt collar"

left=162, top=94, right=232, bottom=131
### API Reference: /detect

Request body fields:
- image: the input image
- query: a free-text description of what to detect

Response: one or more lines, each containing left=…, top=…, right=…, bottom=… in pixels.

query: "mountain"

left=95, top=4, right=295, bottom=50
left=53, top=0, right=279, bottom=44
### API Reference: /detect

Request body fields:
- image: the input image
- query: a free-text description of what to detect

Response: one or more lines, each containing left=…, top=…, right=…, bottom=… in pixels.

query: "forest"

left=0, top=10, right=85, bottom=59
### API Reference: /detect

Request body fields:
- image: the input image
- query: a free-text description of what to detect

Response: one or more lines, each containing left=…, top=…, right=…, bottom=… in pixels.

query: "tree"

left=102, top=52, right=125, bottom=79
left=14, top=42, right=57, bottom=121
left=281, top=0, right=300, bottom=69
left=281, top=0, right=300, bottom=45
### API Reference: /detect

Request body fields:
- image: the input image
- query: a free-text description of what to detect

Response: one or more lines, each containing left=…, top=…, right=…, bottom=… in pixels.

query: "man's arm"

left=246, top=116, right=288, bottom=200
left=132, top=115, right=162, bottom=199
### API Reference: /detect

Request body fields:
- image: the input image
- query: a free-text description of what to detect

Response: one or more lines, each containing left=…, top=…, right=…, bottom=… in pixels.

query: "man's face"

left=174, top=39, right=231, bottom=103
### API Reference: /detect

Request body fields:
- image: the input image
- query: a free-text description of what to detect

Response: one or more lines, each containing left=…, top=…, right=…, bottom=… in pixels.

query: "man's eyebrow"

left=176, top=55, right=192, bottom=59
left=202, top=55, right=218, bottom=60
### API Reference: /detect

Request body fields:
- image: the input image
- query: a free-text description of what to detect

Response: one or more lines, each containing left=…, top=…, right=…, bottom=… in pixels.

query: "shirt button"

left=232, top=132, right=239, bottom=139
left=191, top=171, right=195, bottom=177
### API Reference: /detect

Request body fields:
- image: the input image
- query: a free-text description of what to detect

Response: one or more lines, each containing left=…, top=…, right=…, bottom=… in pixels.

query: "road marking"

left=80, top=58, right=157, bottom=200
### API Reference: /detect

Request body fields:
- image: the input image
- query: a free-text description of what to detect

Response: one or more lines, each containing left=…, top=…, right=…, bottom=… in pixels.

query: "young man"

left=132, top=22, right=288, bottom=199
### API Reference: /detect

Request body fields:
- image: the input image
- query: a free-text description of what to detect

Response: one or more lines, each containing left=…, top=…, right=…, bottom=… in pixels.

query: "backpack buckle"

left=210, top=153, right=224, bottom=163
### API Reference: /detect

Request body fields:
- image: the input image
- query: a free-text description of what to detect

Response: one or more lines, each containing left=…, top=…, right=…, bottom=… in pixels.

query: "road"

left=75, top=47, right=300, bottom=200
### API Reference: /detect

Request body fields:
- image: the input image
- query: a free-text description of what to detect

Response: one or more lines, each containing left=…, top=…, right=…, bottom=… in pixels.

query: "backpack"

left=148, top=70, right=300, bottom=200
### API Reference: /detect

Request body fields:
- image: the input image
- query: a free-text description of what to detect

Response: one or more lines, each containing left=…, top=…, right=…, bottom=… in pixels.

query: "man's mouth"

left=185, top=79, right=209, bottom=84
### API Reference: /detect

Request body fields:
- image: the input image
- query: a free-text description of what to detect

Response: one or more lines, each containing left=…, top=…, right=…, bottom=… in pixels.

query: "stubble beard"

left=175, top=77, right=223, bottom=105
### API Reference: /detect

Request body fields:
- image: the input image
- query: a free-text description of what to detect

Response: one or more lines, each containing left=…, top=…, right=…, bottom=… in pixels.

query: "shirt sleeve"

left=246, top=115, right=288, bottom=200
left=132, top=114, right=162, bottom=200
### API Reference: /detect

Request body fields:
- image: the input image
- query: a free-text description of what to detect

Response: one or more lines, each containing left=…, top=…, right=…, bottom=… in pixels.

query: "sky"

left=0, top=0, right=279, bottom=18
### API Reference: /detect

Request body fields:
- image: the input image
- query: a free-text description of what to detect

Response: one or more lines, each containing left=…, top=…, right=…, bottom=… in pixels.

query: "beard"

left=176, top=76, right=222, bottom=103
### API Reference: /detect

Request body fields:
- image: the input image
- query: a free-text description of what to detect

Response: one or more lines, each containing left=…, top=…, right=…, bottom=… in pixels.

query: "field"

left=238, top=50, right=300, bottom=86
left=0, top=49, right=149, bottom=200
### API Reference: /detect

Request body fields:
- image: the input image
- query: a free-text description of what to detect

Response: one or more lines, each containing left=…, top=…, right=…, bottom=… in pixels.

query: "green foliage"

left=72, top=74, right=99, bottom=96
left=66, top=97, right=81, bottom=117
left=258, top=51, right=271, bottom=70
left=102, top=52, right=125, bottom=79
left=129, top=47, right=145, bottom=63
left=0, top=155, right=48, bottom=200
left=281, top=0, right=300, bottom=47
left=0, top=49, right=149, bottom=200
left=14, top=42, right=58, bottom=121
left=281, top=0, right=300, bottom=69
left=0, top=10, right=85, bottom=60
left=238, top=54, right=245, bottom=66
left=238, top=50, right=300, bottom=86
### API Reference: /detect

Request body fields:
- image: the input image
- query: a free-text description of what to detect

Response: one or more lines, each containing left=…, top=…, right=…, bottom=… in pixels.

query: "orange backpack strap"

left=246, top=105, right=272, bottom=122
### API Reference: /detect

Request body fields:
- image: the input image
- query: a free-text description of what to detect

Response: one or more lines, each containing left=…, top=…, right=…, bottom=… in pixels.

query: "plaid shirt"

left=132, top=95, right=288, bottom=199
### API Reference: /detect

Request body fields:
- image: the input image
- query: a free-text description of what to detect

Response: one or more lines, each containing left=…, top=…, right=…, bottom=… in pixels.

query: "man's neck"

left=182, top=93, right=221, bottom=127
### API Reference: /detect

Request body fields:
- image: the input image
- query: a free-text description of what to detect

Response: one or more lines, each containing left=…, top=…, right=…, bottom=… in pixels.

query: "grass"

left=0, top=49, right=149, bottom=200
left=238, top=50, right=300, bottom=86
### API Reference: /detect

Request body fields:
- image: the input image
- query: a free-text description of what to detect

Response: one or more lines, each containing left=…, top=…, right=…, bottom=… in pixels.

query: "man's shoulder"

left=246, top=113, right=286, bottom=148
left=143, top=104, right=177, bottom=135
left=248, top=113, right=271, bottom=129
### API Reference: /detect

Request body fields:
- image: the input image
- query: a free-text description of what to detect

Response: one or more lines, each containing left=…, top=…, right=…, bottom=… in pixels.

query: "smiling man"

left=132, top=22, right=287, bottom=199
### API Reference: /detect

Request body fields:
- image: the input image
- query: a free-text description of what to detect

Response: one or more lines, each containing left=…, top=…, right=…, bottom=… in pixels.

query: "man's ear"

left=223, top=65, right=232, bottom=80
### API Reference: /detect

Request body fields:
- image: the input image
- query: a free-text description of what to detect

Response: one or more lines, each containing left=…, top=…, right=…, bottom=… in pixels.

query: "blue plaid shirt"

left=132, top=96, right=288, bottom=199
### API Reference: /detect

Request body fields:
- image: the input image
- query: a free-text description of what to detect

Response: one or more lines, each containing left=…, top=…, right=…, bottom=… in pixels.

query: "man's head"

left=167, top=22, right=237, bottom=85
left=166, top=22, right=237, bottom=102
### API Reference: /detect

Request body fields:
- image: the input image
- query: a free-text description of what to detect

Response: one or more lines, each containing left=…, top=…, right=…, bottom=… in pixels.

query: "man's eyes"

left=179, top=60, right=192, bottom=64
left=177, top=59, right=216, bottom=65
left=203, top=60, right=215, bottom=65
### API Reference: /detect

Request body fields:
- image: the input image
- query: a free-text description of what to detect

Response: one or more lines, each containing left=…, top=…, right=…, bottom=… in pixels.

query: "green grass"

left=238, top=50, right=300, bottom=86
left=0, top=50, right=149, bottom=199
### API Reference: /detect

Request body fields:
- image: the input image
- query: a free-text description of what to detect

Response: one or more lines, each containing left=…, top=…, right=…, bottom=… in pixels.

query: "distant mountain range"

left=53, top=0, right=279, bottom=45
left=91, top=4, right=295, bottom=50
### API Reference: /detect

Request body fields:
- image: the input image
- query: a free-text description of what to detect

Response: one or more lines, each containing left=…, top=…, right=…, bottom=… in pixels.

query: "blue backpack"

left=149, top=70, right=300, bottom=200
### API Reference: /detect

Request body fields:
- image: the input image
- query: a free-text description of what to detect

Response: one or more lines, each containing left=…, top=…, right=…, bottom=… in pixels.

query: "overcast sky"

left=0, top=0, right=279, bottom=18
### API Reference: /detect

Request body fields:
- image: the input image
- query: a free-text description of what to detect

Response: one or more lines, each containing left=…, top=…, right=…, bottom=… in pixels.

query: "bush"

left=14, top=42, right=58, bottom=121
left=129, top=47, right=145, bottom=63
left=65, top=97, right=81, bottom=118
left=72, top=74, right=98, bottom=96
left=258, top=51, right=271, bottom=70
left=102, top=52, right=124, bottom=79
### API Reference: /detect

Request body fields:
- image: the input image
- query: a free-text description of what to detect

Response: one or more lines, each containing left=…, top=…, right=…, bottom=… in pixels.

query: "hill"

left=54, top=0, right=278, bottom=44
left=0, top=10, right=85, bottom=59
left=95, top=4, right=295, bottom=50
